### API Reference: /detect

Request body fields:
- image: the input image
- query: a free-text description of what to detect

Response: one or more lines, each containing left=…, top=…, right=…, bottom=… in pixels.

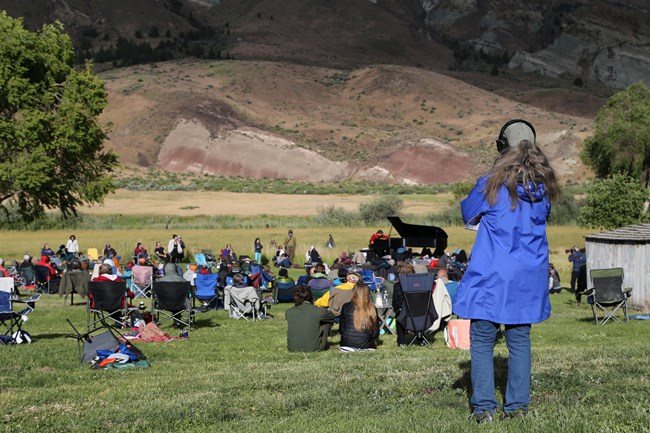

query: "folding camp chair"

left=33, top=265, right=53, bottom=294
left=59, top=270, right=90, bottom=307
left=18, top=266, right=36, bottom=289
left=67, top=318, right=146, bottom=366
left=201, top=249, right=216, bottom=268
left=224, top=284, right=262, bottom=320
left=396, top=273, right=438, bottom=347
left=193, top=273, right=220, bottom=310
left=152, top=281, right=193, bottom=330
left=361, top=270, right=378, bottom=291
left=274, top=279, right=296, bottom=303
left=130, top=265, right=153, bottom=298
left=87, top=248, right=99, bottom=261
left=225, top=273, right=249, bottom=286
left=87, top=281, right=128, bottom=332
left=195, top=253, right=208, bottom=268
left=1, top=277, right=40, bottom=344
left=588, top=268, right=632, bottom=325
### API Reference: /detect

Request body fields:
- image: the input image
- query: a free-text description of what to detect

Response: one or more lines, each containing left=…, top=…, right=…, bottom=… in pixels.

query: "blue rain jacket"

left=452, top=176, right=552, bottom=324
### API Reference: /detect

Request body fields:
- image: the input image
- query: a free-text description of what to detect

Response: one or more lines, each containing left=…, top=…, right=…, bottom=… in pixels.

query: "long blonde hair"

left=484, top=140, right=560, bottom=209
left=351, top=281, right=378, bottom=331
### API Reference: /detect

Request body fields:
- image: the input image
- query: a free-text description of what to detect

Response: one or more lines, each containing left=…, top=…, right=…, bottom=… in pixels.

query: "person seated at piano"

left=369, top=229, right=389, bottom=245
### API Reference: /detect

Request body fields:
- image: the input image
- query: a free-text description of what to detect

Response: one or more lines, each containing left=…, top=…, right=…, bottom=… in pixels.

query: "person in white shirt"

left=66, top=235, right=79, bottom=255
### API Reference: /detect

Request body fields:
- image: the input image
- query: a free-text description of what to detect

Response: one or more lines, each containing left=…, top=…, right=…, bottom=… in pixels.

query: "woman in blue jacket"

left=453, top=120, right=559, bottom=423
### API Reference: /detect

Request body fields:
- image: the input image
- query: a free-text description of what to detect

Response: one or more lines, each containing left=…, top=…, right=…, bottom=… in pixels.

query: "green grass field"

left=3, top=226, right=648, bottom=432
left=1, top=288, right=649, bottom=433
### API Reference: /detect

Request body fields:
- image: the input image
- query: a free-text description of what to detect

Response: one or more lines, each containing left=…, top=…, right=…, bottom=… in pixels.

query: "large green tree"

left=577, top=174, right=649, bottom=229
left=0, top=12, right=117, bottom=222
left=581, top=82, right=650, bottom=187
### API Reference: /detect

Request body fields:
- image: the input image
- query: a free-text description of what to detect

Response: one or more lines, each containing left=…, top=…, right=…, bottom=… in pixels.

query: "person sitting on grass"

left=315, top=271, right=360, bottom=318
left=285, top=285, right=335, bottom=352
left=133, top=242, right=148, bottom=260
left=154, top=241, right=168, bottom=262
left=339, top=281, right=379, bottom=352
left=41, top=243, right=55, bottom=258
left=276, top=252, right=292, bottom=268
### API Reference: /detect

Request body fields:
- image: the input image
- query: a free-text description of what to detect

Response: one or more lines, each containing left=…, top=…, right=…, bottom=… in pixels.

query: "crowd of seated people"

left=3, top=232, right=468, bottom=353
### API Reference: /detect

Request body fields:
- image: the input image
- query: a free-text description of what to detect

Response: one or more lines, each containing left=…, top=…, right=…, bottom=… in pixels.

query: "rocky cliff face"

left=420, top=0, right=650, bottom=89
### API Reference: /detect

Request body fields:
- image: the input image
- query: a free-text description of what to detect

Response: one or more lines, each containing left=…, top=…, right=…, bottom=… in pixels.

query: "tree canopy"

left=581, top=82, right=650, bottom=187
left=0, top=12, right=117, bottom=222
left=577, top=174, right=649, bottom=229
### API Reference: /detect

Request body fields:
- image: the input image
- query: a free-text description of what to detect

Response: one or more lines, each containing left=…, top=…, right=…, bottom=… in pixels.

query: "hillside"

left=101, top=59, right=598, bottom=185
left=4, top=0, right=640, bottom=186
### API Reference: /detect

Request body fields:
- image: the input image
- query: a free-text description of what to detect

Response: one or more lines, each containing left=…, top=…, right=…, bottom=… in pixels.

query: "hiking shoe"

left=502, top=408, right=528, bottom=420
left=468, top=411, right=494, bottom=423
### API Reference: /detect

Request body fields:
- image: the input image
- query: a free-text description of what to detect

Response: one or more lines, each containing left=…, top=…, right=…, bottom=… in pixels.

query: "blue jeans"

left=254, top=252, right=262, bottom=263
left=470, top=320, right=531, bottom=414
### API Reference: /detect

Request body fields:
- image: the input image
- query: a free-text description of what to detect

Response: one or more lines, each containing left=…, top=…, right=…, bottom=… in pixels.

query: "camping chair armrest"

left=623, top=287, right=633, bottom=297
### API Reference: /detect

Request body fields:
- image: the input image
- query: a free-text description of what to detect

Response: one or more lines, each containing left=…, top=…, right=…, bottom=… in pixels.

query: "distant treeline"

left=76, top=23, right=233, bottom=67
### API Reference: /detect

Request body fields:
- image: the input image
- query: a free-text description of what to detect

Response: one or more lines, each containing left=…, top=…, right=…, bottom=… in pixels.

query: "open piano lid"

left=384, top=216, right=448, bottom=256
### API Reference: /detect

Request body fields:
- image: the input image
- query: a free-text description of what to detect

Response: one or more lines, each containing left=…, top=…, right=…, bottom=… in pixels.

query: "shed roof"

left=585, top=223, right=650, bottom=242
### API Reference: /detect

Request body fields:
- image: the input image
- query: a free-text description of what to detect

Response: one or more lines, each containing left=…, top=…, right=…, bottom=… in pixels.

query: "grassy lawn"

left=2, top=285, right=648, bottom=432
left=2, top=225, right=646, bottom=432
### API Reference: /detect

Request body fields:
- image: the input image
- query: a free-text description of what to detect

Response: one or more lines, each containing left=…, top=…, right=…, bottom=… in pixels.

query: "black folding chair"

left=33, top=265, right=51, bottom=294
left=152, top=281, right=193, bottom=330
left=87, top=281, right=128, bottom=332
left=396, top=273, right=438, bottom=347
left=588, top=268, right=632, bottom=325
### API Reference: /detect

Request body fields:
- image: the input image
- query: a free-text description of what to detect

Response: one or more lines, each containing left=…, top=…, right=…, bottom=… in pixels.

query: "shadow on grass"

left=452, top=355, right=510, bottom=410
left=36, top=332, right=76, bottom=340
left=193, top=317, right=220, bottom=328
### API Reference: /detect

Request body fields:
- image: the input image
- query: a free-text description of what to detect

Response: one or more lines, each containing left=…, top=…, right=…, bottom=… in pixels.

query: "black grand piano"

left=370, top=216, right=448, bottom=258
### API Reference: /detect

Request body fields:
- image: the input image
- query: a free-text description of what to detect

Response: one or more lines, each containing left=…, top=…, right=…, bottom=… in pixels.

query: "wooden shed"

left=585, top=223, right=650, bottom=310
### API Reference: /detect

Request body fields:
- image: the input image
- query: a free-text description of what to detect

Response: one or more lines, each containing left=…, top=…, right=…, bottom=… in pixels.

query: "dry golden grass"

left=79, top=190, right=452, bottom=216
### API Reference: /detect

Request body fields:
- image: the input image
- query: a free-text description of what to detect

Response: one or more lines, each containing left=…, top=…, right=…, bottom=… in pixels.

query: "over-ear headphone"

left=496, top=119, right=536, bottom=153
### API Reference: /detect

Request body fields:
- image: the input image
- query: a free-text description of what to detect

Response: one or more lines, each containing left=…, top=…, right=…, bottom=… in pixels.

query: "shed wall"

left=585, top=241, right=649, bottom=310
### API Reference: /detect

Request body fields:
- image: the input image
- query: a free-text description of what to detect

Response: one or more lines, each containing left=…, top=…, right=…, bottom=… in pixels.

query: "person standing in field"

left=254, top=238, right=263, bottom=264
left=66, top=235, right=79, bottom=256
left=284, top=229, right=296, bottom=264
left=453, top=119, right=559, bottom=423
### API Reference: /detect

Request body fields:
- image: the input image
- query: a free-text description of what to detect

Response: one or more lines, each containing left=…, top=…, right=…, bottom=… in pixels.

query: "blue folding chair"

left=194, top=273, right=220, bottom=310
left=361, top=270, right=377, bottom=291
left=275, top=280, right=296, bottom=303
left=1, top=277, right=39, bottom=344
left=195, top=253, right=208, bottom=267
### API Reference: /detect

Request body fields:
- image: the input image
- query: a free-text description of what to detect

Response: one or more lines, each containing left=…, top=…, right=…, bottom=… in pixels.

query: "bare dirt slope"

left=101, top=59, right=601, bottom=185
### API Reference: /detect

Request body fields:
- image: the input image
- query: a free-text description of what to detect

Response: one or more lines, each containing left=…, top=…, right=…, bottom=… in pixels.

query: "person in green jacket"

left=286, top=285, right=335, bottom=352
